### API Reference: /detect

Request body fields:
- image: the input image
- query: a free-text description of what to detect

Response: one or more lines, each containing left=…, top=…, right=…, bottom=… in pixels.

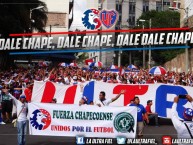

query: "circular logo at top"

left=113, top=112, right=135, bottom=133
left=30, top=109, right=51, bottom=130
left=82, top=9, right=102, bottom=30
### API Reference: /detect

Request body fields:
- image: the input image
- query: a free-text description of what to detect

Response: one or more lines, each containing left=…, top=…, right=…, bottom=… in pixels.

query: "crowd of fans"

left=0, top=64, right=193, bottom=89
left=0, top=63, right=193, bottom=124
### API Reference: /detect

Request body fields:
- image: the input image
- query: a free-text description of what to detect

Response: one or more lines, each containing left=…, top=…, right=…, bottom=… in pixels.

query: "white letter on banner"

left=116, top=34, right=123, bottom=46
left=57, top=37, right=64, bottom=48
left=141, top=34, right=148, bottom=45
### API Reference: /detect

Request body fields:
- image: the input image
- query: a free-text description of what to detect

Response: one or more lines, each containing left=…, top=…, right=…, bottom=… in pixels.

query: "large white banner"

left=31, top=81, right=193, bottom=119
left=28, top=102, right=137, bottom=138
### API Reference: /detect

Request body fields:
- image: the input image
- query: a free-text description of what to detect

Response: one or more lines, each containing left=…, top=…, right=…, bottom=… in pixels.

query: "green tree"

left=0, top=0, right=48, bottom=69
left=0, top=0, right=48, bottom=37
left=137, top=10, right=180, bottom=28
left=131, top=10, right=182, bottom=66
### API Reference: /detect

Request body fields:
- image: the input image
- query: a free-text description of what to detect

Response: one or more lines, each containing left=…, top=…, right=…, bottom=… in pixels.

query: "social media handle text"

left=86, top=138, right=113, bottom=144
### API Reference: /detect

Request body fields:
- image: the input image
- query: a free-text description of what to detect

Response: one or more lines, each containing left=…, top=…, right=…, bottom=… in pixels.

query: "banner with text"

left=28, top=102, right=137, bottom=138
left=31, top=81, right=193, bottom=119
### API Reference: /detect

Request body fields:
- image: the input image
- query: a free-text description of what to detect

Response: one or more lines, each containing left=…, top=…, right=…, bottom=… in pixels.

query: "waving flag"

left=59, top=62, right=68, bottom=67
left=89, top=62, right=103, bottom=68
left=85, top=58, right=94, bottom=65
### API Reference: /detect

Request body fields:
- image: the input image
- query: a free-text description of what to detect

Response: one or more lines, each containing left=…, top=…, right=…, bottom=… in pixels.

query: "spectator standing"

left=96, top=90, right=125, bottom=107
left=145, top=100, right=159, bottom=126
left=130, top=96, right=149, bottom=138
left=8, top=92, right=28, bottom=145
left=1, top=88, right=12, bottom=123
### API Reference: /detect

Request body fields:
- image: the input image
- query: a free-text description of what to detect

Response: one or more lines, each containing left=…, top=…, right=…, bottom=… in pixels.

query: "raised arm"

left=186, top=95, right=193, bottom=106
left=171, top=96, right=183, bottom=130
left=111, top=90, right=125, bottom=102
left=3, top=90, right=18, bottom=105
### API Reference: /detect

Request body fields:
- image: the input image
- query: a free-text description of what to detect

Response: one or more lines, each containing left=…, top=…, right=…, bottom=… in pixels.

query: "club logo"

left=82, top=9, right=101, bottom=30
left=82, top=9, right=118, bottom=30
left=114, top=112, right=135, bottom=133
left=30, top=109, right=51, bottom=130
left=100, top=10, right=118, bottom=29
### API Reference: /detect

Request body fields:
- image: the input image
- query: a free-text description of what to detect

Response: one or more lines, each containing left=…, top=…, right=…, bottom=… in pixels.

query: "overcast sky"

left=42, top=0, right=69, bottom=12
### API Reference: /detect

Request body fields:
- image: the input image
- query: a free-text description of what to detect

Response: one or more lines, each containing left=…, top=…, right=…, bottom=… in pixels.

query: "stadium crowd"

left=0, top=63, right=193, bottom=124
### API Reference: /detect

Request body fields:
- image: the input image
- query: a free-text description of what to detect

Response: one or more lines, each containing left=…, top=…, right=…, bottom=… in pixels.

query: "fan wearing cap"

left=171, top=95, right=193, bottom=141
left=72, top=76, right=78, bottom=85
left=7, top=92, right=28, bottom=145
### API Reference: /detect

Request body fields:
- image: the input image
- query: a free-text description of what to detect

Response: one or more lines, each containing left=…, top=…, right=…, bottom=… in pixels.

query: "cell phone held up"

left=178, top=95, right=187, bottom=99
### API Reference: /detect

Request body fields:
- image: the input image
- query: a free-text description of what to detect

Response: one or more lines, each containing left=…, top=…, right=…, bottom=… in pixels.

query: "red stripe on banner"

left=41, top=82, right=56, bottom=103
left=113, top=85, right=149, bottom=106
left=63, top=85, right=77, bottom=104
left=9, top=27, right=189, bottom=37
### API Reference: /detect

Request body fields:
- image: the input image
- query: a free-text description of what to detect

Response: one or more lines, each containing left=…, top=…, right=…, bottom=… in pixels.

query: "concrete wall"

left=42, top=0, right=69, bottom=31
left=164, top=48, right=193, bottom=72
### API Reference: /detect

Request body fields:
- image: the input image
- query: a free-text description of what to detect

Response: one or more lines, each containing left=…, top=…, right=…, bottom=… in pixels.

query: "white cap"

left=73, top=76, right=77, bottom=80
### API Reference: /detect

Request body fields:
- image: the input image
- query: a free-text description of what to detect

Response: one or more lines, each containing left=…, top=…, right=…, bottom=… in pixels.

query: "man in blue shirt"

left=130, top=96, right=149, bottom=138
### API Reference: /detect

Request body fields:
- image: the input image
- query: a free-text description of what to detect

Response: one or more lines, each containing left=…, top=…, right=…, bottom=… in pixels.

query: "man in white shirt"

left=96, top=90, right=125, bottom=107
left=171, top=94, right=193, bottom=144
left=8, top=92, right=28, bottom=145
